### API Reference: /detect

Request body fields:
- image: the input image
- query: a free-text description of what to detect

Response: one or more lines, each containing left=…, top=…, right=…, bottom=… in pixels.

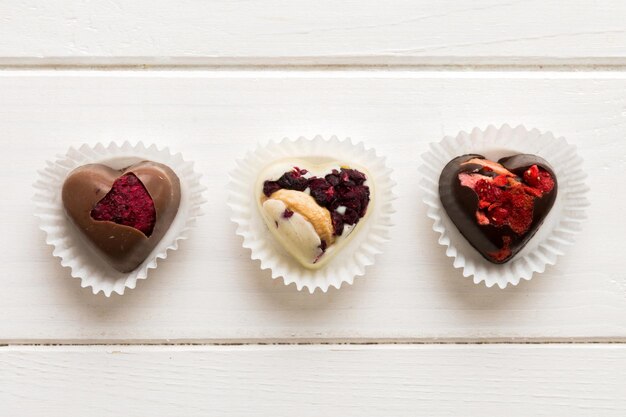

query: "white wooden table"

left=1, top=1, right=626, bottom=415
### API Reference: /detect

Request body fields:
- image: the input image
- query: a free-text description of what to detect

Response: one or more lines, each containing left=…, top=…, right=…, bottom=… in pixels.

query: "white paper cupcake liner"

left=419, top=124, right=589, bottom=288
left=33, top=142, right=206, bottom=296
left=228, top=135, right=395, bottom=293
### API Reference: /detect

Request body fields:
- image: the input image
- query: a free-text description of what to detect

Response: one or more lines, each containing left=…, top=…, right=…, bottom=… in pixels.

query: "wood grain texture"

left=1, top=344, right=625, bottom=417
left=1, top=70, right=625, bottom=343
left=1, top=1, right=626, bottom=65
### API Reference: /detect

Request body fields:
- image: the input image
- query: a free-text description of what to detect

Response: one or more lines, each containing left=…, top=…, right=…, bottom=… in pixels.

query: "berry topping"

left=457, top=158, right=556, bottom=261
left=293, top=167, right=308, bottom=176
left=263, top=181, right=281, bottom=197
left=276, top=171, right=308, bottom=192
left=91, top=173, right=156, bottom=236
left=459, top=159, right=555, bottom=238
left=264, top=166, right=370, bottom=236
left=474, top=179, right=503, bottom=203
left=523, top=164, right=555, bottom=193
left=282, top=209, right=294, bottom=218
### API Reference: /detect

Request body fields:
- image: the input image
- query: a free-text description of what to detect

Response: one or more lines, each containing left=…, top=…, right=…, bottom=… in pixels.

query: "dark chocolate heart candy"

left=62, top=161, right=181, bottom=272
left=439, top=154, right=557, bottom=264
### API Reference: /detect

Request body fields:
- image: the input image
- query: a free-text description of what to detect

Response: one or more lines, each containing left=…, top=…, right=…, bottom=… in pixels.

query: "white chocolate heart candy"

left=256, top=158, right=373, bottom=269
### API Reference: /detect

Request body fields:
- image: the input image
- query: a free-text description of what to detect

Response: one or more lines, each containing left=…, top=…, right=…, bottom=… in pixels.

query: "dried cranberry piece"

left=343, top=168, right=367, bottom=185
left=308, top=178, right=336, bottom=206
left=343, top=208, right=359, bottom=225
left=276, top=171, right=308, bottom=191
left=325, top=173, right=340, bottom=186
left=331, top=211, right=344, bottom=236
left=263, top=180, right=281, bottom=197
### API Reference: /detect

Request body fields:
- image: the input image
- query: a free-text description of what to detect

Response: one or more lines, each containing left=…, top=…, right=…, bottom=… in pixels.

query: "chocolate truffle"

left=259, top=163, right=371, bottom=268
left=439, top=154, right=557, bottom=263
left=62, top=161, right=181, bottom=272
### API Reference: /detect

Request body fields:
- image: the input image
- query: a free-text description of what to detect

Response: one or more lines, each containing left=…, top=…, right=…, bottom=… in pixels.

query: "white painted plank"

left=1, top=71, right=625, bottom=342
left=2, top=1, right=626, bottom=65
left=0, top=344, right=624, bottom=417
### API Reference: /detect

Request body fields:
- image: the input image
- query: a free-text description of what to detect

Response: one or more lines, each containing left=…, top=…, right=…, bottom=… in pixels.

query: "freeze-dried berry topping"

left=331, top=211, right=345, bottom=236
left=263, top=181, right=281, bottom=197
left=489, top=206, right=509, bottom=226
left=474, top=179, right=503, bottom=203
left=523, top=165, right=555, bottom=193
left=459, top=161, right=553, bottom=237
left=308, top=178, right=335, bottom=205
left=91, top=173, right=156, bottom=236
left=276, top=171, right=308, bottom=191
left=264, top=167, right=370, bottom=236
left=282, top=209, right=294, bottom=219
left=344, top=168, right=367, bottom=184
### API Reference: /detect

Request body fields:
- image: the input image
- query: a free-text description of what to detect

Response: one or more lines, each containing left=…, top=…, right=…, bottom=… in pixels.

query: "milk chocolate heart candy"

left=256, top=160, right=372, bottom=269
left=439, top=154, right=557, bottom=264
left=62, top=161, right=181, bottom=272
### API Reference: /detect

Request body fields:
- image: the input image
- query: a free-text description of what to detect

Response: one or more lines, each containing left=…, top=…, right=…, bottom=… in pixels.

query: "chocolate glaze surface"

left=439, top=154, right=557, bottom=264
left=62, top=161, right=181, bottom=272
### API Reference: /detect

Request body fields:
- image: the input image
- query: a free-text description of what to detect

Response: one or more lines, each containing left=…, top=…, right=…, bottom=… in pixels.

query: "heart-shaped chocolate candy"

left=439, top=154, right=557, bottom=264
left=257, top=160, right=372, bottom=269
left=62, top=161, right=181, bottom=272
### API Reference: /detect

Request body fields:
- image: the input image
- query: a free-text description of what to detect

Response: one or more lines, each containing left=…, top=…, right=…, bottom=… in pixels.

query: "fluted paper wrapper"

left=419, top=125, right=589, bottom=288
left=228, top=135, right=395, bottom=293
left=33, top=142, right=205, bottom=296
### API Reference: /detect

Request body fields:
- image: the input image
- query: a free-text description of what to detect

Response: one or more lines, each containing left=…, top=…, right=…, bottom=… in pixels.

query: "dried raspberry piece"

left=460, top=161, right=549, bottom=237
left=503, top=188, right=535, bottom=234
left=492, top=175, right=508, bottom=187
left=489, top=207, right=509, bottom=226
left=523, top=165, right=555, bottom=193
left=474, top=179, right=503, bottom=203
left=91, top=173, right=156, bottom=236
left=521, top=185, right=543, bottom=198
left=282, top=209, right=294, bottom=219
left=523, top=165, right=540, bottom=186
